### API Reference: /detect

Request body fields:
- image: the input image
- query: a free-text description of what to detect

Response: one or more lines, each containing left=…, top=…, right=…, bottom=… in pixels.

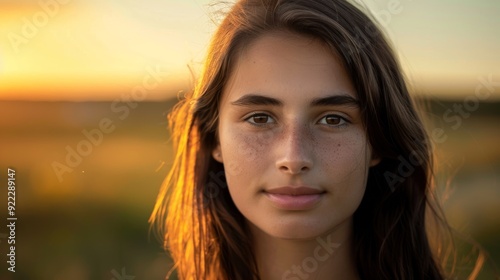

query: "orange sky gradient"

left=1, top=0, right=499, bottom=101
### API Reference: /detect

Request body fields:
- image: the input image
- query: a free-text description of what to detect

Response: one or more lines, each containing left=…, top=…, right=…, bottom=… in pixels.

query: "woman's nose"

left=275, top=122, right=313, bottom=175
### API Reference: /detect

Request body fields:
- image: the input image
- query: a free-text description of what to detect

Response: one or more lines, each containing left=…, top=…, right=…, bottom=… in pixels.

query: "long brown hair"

left=150, top=0, right=481, bottom=279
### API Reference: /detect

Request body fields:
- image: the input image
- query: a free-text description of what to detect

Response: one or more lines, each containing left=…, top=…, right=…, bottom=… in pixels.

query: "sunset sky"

left=0, top=0, right=499, bottom=101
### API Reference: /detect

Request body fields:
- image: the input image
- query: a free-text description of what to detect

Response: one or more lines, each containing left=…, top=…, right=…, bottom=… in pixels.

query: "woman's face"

left=212, top=32, right=379, bottom=239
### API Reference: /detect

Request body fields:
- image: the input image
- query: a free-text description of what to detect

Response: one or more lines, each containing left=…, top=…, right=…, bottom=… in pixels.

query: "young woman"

left=150, top=0, right=484, bottom=279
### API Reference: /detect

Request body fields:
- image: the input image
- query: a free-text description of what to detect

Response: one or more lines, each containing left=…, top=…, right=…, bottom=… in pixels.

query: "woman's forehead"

left=221, top=32, right=357, bottom=106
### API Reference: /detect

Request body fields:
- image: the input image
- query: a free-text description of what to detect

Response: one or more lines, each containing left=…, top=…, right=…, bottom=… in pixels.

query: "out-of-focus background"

left=0, top=0, right=498, bottom=279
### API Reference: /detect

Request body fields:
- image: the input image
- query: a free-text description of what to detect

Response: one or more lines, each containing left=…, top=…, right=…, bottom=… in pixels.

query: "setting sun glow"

left=1, top=0, right=498, bottom=100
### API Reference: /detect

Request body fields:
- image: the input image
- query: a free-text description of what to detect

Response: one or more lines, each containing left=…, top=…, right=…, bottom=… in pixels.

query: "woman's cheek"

left=222, top=127, right=275, bottom=177
left=316, top=130, right=369, bottom=184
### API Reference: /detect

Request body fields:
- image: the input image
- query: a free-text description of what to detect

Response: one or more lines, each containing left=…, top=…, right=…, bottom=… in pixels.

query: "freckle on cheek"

left=233, top=134, right=263, bottom=162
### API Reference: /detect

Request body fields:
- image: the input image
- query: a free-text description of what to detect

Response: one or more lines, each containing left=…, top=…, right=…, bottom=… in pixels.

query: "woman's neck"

left=249, top=219, right=359, bottom=280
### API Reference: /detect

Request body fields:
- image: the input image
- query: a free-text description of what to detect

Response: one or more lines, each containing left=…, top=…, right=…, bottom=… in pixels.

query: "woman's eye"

left=245, top=113, right=274, bottom=125
left=318, top=115, right=348, bottom=126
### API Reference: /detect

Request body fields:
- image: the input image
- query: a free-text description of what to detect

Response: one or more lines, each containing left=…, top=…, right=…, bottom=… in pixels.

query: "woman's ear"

left=369, top=146, right=381, bottom=167
left=212, top=144, right=223, bottom=163
left=369, top=156, right=381, bottom=167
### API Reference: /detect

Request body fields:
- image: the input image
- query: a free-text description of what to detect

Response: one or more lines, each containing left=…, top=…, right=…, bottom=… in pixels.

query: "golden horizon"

left=1, top=0, right=498, bottom=101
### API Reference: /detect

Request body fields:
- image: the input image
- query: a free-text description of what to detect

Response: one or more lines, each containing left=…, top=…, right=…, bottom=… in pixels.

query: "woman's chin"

left=249, top=220, right=330, bottom=241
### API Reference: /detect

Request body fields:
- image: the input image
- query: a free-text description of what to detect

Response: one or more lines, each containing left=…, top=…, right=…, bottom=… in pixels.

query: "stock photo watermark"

left=8, top=0, right=73, bottom=54
left=202, top=129, right=277, bottom=204
left=384, top=74, right=499, bottom=191
left=282, top=234, right=342, bottom=280
left=433, top=74, right=498, bottom=141
left=6, top=168, right=17, bottom=273
left=341, top=0, right=413, bottom=55
left=352, top=0, right=413, bottom=28
left=110, top=267, right=135, bottom=280
left=51, top=65, right=168, bottom=182
left=203, top=170, right=227, bottom=205
left=371, top=0, right=413, bottom=28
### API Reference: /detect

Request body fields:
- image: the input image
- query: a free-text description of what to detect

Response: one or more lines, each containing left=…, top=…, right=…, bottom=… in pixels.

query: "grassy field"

left=0, top=99, right=498, bottom=279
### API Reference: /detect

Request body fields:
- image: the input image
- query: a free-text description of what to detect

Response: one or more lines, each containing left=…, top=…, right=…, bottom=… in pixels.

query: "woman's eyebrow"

left=310, top=94, right=359, bottom=108
left=230, top=93, right=359, bottom=108
left=230, top=94, right=282, bottom=106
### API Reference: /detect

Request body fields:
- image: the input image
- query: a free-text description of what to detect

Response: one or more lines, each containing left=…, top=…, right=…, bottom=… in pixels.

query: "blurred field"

left=0, top=98, right=498, bottom=279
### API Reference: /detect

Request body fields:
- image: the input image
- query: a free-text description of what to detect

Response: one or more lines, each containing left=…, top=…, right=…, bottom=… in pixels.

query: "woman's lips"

left=263, top=186, right=325, bottom=210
